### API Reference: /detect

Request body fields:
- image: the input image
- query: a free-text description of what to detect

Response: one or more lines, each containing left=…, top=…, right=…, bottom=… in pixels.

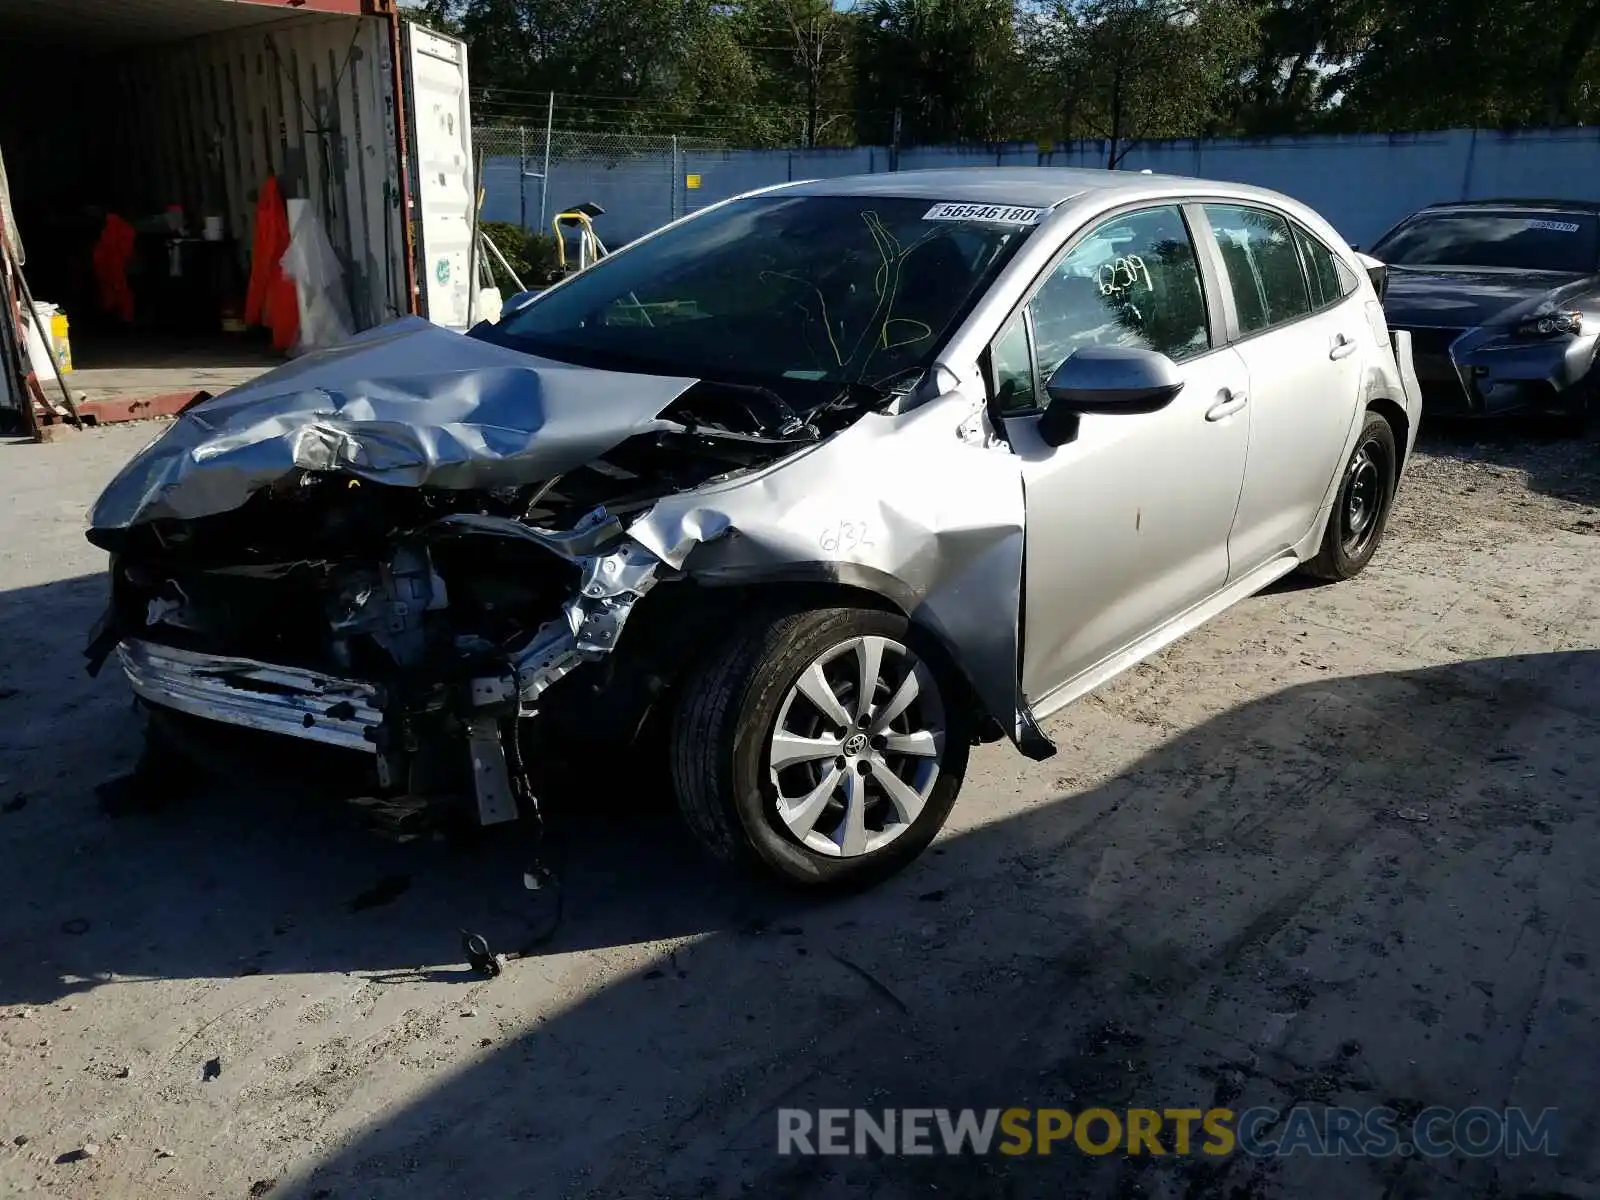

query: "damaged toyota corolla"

left=84, top=169, right=1422, bottom=891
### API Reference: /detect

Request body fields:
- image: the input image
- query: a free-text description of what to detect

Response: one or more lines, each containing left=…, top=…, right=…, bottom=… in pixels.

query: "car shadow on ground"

left=0, top=571, right=803, bottom=1007
left=286, top=645, right=1600, bottom=1200
left=1414, top=419, right=1600, bottom=510
left=2, top=569, right=1596, bottom=1198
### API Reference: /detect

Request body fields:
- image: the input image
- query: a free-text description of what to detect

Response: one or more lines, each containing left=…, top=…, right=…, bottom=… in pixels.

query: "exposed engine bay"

left=86, top=373, right=875, bottom=827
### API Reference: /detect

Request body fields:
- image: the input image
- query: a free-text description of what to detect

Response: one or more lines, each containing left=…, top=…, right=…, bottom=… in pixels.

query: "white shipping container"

left=0, top=0, right=476, bottom=422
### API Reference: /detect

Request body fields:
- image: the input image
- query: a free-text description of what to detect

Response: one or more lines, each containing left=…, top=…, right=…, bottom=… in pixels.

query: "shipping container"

left=0, top=0, right=477, bottom=425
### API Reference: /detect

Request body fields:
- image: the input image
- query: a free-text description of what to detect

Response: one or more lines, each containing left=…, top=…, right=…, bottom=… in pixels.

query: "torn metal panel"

left=508, top=536, right=667, bottom=706
left=85, top=308, right=1036, bottom=754
left=626, top=392, right=1030, bottom=740
left=465, top=718, right=519, bottom=825
left=89, top=317, right=699, bottom=531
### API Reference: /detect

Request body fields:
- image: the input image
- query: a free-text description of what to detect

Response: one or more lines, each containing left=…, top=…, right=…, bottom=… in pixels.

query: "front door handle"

left=1329, top=334, right=1358, bottom=360
left=1205, top=389, right=1248, bottom=422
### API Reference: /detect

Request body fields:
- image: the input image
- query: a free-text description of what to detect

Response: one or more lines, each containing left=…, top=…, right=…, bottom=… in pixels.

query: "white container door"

left=402, top=22, right=475, bottom=329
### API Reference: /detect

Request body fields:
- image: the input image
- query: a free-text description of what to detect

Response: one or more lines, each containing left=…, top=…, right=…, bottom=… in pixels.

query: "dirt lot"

left=1, top=419, right=1597, bottom=1200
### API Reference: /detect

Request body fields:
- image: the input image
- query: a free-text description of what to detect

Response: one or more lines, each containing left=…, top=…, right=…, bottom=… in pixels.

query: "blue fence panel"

left=1463, top=128, right=1600, bottom=209
left=478, top=127, right=1600, bottom=255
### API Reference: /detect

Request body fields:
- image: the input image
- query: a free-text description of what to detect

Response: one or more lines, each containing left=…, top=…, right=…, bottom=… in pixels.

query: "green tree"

left=1026, top=0, right=1261, bottom=162
left=1226, top=0, right=1361, bottom=134
left=418, top=0, right=1600, bottom=148
left=1330, top=0, right=1600, bottom=129
left=854, top=0, right=1028, bottom=145
left=443, top=0, right=778, bottom=142
left=735, top=0, right=859, bottom=146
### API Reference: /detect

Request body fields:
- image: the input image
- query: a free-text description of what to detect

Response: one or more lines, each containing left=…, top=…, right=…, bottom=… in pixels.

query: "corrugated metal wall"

left=105, top=12, right=406, bottom=331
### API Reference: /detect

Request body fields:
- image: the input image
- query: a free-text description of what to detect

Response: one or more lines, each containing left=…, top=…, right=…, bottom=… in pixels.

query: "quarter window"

left=1203, top=205, right=1311, bottom=334
left=988, top=315, right=1035, bottom=412
left=1334, top=255, right=1361, bottom=296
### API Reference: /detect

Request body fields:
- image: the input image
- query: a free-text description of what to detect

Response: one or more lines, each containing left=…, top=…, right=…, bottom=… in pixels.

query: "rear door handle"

left=1205, top=389, right=1248, bottom=422
left=1330, top=334, right=1358, bottom=360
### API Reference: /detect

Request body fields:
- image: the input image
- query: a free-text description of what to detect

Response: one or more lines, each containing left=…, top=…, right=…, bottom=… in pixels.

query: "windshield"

left=484, top=194, right=1037, bottom=389
left=1372, top=210, right=1599, bottom=272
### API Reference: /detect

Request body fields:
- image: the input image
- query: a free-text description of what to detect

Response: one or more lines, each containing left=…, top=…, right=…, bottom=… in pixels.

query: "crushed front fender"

left=625, top=392, right=1045, bottom=755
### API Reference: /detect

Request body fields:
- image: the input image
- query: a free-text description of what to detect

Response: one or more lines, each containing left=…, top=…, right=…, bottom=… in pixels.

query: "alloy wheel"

left=766, top=635, right=946, bottom=858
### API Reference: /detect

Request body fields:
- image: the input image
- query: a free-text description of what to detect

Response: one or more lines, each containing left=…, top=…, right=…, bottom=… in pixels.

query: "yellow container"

left=49, top=310, right=71, bottom=373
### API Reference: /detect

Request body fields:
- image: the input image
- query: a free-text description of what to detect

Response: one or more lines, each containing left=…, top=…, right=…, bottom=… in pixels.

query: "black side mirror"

left=1038, top=346, right=1185, bottom=446
left=500, top=289, right=539, bottom=320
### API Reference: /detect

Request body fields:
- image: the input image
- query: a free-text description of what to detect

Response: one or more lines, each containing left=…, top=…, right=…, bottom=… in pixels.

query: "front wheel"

left=669, top=606, right=970, bottom=891
left=1300, top=411, right=1399, bottom=582
left=1548, top=364, right=1598, bottom=438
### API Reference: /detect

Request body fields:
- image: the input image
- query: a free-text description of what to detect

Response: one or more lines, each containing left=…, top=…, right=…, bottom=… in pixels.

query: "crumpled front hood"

left=89, top=317, right=700, bottom=531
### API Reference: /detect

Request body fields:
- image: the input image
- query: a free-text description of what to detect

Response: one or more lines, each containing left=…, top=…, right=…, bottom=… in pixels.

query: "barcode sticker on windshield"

left=924, top=203, right=1045, bottom=225
left=1526, top=219, right=1582, bottom=233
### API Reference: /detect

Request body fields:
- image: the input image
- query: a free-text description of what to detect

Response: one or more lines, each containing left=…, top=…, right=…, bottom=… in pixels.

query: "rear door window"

left=1202, top=205, right=1312, bottom=335
left=1295, top=225, right=1353, bottom=310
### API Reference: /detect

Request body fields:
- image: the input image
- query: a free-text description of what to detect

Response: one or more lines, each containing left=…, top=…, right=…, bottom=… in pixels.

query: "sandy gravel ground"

left=0, top=418, right=1596, bottom=1200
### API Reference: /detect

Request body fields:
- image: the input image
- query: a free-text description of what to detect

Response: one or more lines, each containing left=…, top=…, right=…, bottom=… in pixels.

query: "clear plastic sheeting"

left=281, top=200, right=356, bottom=356
left=87, top=317, right=698, bottom=530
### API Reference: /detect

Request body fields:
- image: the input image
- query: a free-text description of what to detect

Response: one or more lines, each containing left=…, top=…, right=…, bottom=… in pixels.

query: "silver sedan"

left=88, top=168, right=1422, bottom=891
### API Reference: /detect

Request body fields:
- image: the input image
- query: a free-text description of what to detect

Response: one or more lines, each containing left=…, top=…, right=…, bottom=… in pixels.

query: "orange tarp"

left=92, top=214, right=136, bottom=323
left=245, top=176, right=299, bottom=352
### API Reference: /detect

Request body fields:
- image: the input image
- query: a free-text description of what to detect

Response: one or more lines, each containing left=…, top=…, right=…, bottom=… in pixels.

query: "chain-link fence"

left=475, top=128, right=726, bottom=248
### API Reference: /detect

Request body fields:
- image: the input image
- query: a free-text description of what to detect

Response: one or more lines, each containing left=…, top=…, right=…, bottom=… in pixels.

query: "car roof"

left=1416, top=198, right=1600, bottom=215
left=775, top=167, right=1282, bottom=209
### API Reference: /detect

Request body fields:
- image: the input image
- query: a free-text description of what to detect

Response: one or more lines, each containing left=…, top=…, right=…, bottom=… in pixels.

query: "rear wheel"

left=1301, top=411, right=1398, bottom=582
left=670, top=605, right=970, bottom=891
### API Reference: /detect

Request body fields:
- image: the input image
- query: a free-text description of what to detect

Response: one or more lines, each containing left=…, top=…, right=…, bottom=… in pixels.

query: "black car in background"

left=1370, top=199, right=1600, bottom=432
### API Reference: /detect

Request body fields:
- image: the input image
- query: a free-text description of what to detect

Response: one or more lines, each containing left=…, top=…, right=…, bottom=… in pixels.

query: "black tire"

left=669, top=605, right=971, bottom=891
left=1548, top=366, right=1598, bottom=438
left=95, top=705, right=210, bottom=816
left=1301, top=410, right=1399, bottom=582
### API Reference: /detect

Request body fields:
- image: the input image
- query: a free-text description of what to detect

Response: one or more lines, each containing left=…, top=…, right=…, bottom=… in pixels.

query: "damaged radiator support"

left=445, top=509, right=667, bottom=826
left=117, top=505, right=668, bottom=832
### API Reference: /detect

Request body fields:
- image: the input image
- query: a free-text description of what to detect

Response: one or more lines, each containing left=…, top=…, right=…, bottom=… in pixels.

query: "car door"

left=1199, top=204, right=1366, bottom=573
left=991, top=204, right=1252, bottom=702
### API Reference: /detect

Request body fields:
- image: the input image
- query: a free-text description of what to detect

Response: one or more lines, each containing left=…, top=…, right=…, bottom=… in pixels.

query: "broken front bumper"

left=112, top=523, right=670, bottom=826
left=118, top=639, right=383, bottom=754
